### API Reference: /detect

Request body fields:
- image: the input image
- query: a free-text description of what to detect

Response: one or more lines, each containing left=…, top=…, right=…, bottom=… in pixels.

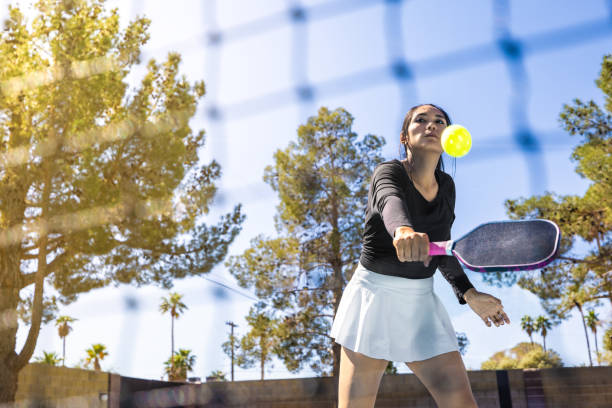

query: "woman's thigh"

left=406, top=351, right=477, bottom=408
left=338, top=346, right=388, bottom=408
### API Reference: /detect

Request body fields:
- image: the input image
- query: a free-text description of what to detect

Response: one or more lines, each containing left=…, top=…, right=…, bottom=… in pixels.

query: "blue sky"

left=13, top=0, right=612, bottom=381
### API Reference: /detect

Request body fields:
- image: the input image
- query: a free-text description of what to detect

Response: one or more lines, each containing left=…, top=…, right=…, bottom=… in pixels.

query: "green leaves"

left=480, top=342, right=563, bottom=370
left=84, top=343, right=107, bottom=371
left=595, top=54, right=612, bottom=113
left=159, top=292, right=187, bottom=319
left=33, top=351, right=62, bottom=366
left=164, top=349, right=196, bottom=381
left=0, top=0, right=243, bottom=296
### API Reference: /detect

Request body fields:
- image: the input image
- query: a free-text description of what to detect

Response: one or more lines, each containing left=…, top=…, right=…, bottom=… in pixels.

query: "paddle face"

left=452, top=219, right=561, bottom=272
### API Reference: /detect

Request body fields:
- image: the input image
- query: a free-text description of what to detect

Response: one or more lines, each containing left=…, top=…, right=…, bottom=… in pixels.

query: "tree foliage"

left=602, top=325, right=612, bottom=365
left=33, top=351, right=62, bottom=366
left=164, top=348, right=196, bottom=382
left=207, top=370, right=227, bottom=382
left=84, top=343, right=108, bottom=371
left=481, top=342, right=563, bottom=370
left=227, top=107, right=385, bottom=376
left=0, top=0, right=243, bottom=402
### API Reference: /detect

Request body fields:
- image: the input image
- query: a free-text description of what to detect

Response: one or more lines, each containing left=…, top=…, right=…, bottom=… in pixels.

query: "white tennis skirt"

left=330, top=263, right=459, bottom=362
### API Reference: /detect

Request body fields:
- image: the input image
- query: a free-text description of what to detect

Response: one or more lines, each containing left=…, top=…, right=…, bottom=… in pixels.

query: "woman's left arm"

left=463, top=288, right=511, bottom=327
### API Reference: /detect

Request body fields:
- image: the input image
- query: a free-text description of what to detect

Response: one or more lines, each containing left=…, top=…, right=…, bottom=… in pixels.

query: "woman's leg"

left=338, top=346, right=388, bottom=408
left=406, top=351, right=478, bottom=408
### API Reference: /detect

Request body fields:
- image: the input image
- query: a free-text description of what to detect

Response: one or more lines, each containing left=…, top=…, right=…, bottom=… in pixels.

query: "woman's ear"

left=400, top=131, right=408, bottom=145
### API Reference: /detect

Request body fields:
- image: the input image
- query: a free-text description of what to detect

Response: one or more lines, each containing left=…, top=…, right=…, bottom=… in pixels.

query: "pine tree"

left=227, top=107, right=385, bottom=376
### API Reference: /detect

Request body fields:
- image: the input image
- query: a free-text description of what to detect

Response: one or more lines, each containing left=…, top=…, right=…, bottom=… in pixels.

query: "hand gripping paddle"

left=428, top=219, right=561, bottom=273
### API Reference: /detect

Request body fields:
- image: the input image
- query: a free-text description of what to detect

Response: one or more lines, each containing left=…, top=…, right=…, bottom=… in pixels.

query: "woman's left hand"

left=463, top=288, right=510, bottom=327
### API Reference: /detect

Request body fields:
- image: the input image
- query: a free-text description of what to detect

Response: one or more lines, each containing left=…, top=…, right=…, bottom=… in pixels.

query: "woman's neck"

left=403, top=154, right=439, bottom=189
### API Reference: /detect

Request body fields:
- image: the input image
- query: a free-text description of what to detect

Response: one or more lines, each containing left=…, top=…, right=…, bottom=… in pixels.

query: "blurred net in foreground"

left=4, top=0, right=611, bottom=397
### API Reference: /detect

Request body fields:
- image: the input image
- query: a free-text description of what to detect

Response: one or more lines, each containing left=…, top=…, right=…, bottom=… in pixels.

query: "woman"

left=330, top=104, right=510, bottom=408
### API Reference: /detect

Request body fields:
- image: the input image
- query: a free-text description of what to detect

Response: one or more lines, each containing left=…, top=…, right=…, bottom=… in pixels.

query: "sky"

left=10, top=0, right=612, bottom=381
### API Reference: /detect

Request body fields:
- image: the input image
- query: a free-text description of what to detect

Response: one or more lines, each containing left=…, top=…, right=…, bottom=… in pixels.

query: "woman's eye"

left=415, top=118, right=425, bottom=123
left=436, top=120, right=444, bottom=124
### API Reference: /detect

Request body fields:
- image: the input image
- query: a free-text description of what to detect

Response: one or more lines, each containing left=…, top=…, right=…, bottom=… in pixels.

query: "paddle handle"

left=429, top=241, right=453, bottom=256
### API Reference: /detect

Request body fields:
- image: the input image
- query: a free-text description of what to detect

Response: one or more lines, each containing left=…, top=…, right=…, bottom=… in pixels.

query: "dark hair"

left=399, top=103, right=452, bottom=173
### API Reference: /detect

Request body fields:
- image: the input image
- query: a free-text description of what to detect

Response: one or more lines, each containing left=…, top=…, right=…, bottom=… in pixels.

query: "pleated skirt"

left=330, top=262, right=459, bottom=362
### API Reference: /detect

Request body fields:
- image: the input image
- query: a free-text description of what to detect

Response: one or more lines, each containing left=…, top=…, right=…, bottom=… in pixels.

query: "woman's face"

left=403, top=105, right=447, bottom=155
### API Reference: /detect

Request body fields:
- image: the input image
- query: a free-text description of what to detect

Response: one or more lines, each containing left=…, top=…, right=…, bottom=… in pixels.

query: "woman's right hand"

left=393, top=226, right=432, bottom=267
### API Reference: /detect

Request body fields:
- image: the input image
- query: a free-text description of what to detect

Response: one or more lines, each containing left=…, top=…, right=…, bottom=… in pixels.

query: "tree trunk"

left=329, top=176, right=345, bottom=379
left=171, top=315, right=174, bottom=358
left=330, top=236, right=344, bottom=378
left=260, top=337, right=265, bottom=381
left=0, top=247, right=33, bottom=403
left=0, top=359, right=19, bottom=403
left=62, top=337, right=66, bottom=367
left=260, top=357, right=264, bottom=381
left=575, top=301, right=593, bottom=366
left=332, top=342, right=341, bottom=378
left=230, top=337, right=235, bottom=382
left=594, top=330, right=600, bottom=365
left=543, top=335, right=547, bottom=352
left=0, top=287, right=20, bottom=403
left=331, top=270, right=343, bottom=379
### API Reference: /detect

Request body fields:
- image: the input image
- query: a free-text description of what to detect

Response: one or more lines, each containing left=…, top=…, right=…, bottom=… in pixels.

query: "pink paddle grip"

left=428, top=241, right=449, bottom=256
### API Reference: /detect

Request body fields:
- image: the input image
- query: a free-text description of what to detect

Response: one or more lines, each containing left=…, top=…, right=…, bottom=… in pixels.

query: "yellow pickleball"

left=441, top=124, right=472, bottom=158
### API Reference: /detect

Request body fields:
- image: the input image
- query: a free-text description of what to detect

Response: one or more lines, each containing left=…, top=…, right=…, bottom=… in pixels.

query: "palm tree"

left=572, top=299, right=593, bottom=366
left=164, top=349, right=196, bottom=381
left=534, top=316, right=552, bottom=352
left=159, top=292, right=188, bottom=359
left=585, top=310, right=601, bottom=365
left=206, top=370, right=227, bottom=382
left=34, top=351, right=62, bottom=366
left=85, top=344, right=108, bottom=371
left=55, top=316, right=77, bottom=367
left=520, top=315, right=535, bottom=346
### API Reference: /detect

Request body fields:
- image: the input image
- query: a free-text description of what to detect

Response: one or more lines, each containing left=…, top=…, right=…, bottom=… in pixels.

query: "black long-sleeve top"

left=359, top=160, right=474, bottom=304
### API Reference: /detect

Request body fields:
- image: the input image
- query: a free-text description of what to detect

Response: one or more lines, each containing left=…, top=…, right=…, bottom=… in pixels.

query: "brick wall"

left=15, top=363, right=110, bottom=408
left=117, top=366, right=612, bottom=408
left=13, top=364, right=612, bottom=407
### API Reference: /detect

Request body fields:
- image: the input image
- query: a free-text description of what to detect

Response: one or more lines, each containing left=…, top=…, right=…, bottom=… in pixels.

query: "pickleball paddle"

left=429, top=219, right=561, bottom=272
